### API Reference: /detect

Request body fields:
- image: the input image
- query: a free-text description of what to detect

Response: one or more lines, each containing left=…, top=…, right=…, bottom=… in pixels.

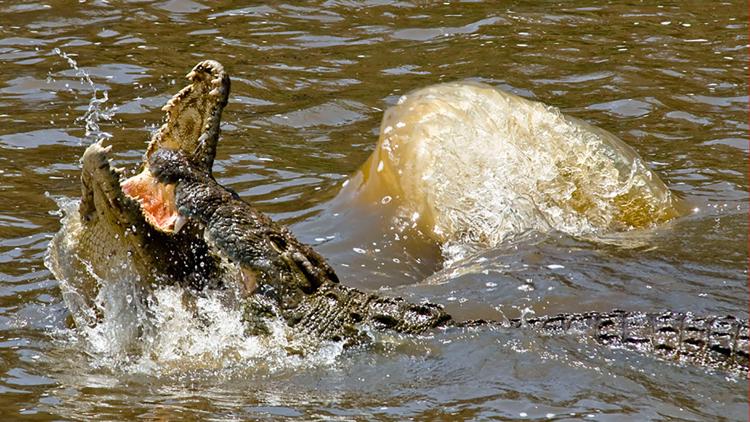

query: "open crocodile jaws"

left=63, top=59, right=748, bottom=377
left=122, top=59, right=229, bottom=234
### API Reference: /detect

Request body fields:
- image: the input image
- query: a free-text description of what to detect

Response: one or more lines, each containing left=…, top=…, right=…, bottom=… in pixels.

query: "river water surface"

left=0, top=1, right=748, bottom=420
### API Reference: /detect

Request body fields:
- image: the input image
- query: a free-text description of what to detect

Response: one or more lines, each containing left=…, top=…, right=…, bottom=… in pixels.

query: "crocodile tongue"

left=122, top=59, right=229, bottom=233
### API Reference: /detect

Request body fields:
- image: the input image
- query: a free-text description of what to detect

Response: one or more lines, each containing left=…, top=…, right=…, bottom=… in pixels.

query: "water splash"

left=45, top=196, right=344, bottom=375
left=344, top=81, right=684, bottom=263
left=127, top=287, right=345, bottom=375
left=52, top=48, right=117, bottom=141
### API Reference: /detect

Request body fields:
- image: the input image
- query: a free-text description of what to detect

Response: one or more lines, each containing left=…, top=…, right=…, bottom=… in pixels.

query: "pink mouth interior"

left=121, top=169, right=184, bottom=233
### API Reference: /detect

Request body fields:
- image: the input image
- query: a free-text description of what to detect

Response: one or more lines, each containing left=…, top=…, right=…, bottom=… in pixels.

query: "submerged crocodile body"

left=48, top=60, right=749, bottom=375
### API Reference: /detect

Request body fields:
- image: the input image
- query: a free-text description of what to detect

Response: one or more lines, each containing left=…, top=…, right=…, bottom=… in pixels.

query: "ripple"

left=536, top=71, right=614, bottom=85
left=155, top=0, right=208, bottom=14
left=702, top=137, right=749, bottom=151
left=263, top=100, right=370, bottom=129
left=0, top=129, right=81, bottom=149
left=391, top=17, right=505, bottom=41
left=57, top=63, right=150, bottom=85
left=676, top=94, right=749, bottom=108
left=665, top=110, right=712, bottom=126
left=0, top=77, right=80, bottom=105
left=586, top=99, right=653, bottom=118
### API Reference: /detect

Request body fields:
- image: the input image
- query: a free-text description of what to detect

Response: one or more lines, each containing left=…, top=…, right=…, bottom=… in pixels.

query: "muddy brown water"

left=1, top=1, right=748, bottom=420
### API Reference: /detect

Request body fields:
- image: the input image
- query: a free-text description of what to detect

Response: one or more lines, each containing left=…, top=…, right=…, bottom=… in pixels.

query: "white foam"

left=362, top=81, right=680, bottom=260
left=46, top=199, right=344, bottom=375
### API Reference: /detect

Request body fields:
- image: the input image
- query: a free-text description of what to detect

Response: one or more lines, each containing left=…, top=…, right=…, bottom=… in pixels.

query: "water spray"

left=52, top=48, right=117, bottom=142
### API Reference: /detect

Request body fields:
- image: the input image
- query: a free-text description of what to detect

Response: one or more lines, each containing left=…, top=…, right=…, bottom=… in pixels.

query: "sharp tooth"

left=186, top=70, right=197, bottom=80
left=172, top=215, right=187, bottom=233
left=209, top=88, right=220, bottom=96
left=162, top=98, right=178, bottom=111
left=102, top=144, right=112, bottom=153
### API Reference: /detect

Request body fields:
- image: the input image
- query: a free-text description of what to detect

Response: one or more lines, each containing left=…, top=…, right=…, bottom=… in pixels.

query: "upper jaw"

left=148, top=59, right=230, bottom=171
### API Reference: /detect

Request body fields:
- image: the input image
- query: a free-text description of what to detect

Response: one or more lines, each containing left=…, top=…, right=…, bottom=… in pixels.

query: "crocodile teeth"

left=172, top=215, right=187, bottom=233
left=209, top=88, right=221, bottom=96
left=162, top=96, right=180, bottom=112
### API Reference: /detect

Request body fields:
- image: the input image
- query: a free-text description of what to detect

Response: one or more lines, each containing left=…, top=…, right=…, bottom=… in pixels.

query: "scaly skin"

left=466, top=310, right=749, bottom=374
left=51, top=60, right=749, bottom=376
left=287, top=290, right=749, bottom=374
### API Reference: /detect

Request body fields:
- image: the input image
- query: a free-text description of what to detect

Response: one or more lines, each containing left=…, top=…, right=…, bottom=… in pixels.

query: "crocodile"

left=48, top=60, right=749, bottom=375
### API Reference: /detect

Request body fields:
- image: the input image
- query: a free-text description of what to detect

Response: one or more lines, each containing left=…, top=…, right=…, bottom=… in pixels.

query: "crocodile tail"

left=476, top=310, right=748, bottom=375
